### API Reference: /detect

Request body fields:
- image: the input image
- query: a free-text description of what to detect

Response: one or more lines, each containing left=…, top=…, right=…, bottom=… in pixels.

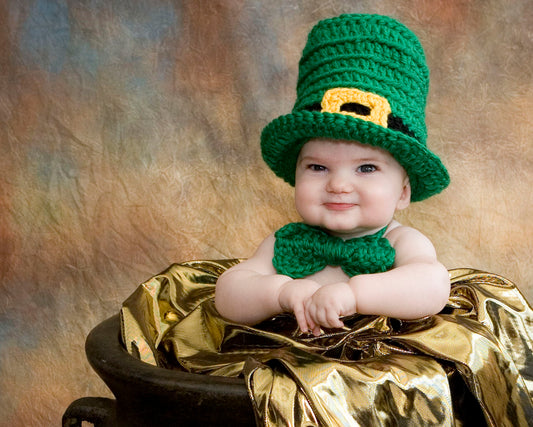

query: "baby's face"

left=294, top=138, right=410, bottom=239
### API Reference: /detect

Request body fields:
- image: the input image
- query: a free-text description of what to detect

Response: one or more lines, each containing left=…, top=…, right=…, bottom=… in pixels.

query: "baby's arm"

left=352, top=226, right=450, bottom=318
left=305, top=226, right=450, bottom=332
left=215, top=234, right=320, bottom=331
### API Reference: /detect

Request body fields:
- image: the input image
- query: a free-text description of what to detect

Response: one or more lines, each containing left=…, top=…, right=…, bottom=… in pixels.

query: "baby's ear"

left=396, top=178, right=411, bottom=210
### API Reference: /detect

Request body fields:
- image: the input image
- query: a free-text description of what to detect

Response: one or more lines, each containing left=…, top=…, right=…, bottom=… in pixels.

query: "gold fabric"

left=121, top=261, right=533, bottom=426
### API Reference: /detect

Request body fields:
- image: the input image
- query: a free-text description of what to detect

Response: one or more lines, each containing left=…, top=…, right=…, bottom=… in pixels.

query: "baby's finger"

left=303, top=300, right=313, bottom=319
left=293, top=305, right=309, bottom=334
left=303, top=303, right=319, bottom=335
left=306, top=313, right=317, bottom=331
left=304, top=309, right=317, bottom=334
left=326, top=311, right=344, bottom=328
left=314, top=307, right=329, bottom=328
left=312, top=325, right=322, bottom=336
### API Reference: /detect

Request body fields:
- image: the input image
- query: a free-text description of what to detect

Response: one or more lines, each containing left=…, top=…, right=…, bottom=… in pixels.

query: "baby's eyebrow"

left=357, top=157, right=383, bottom=164
left=297, top=155, right=324, bottom=164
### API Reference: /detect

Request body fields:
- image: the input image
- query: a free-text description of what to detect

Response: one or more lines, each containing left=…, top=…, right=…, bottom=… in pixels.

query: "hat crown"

left=295, top=14, right=429, bottom=144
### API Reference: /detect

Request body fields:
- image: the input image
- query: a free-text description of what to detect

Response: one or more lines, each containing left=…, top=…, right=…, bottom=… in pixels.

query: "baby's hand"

left=304, top=283, right=356, bottom=336
left=278, top=279, right=321, bottom=334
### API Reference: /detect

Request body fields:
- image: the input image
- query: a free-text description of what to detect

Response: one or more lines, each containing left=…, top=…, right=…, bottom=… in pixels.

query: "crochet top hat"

left=261, top=14, right=449, bottom=202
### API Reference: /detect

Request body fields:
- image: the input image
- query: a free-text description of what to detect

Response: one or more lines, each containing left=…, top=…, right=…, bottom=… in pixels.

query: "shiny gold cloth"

left=121, top=260, right=533, bottom=426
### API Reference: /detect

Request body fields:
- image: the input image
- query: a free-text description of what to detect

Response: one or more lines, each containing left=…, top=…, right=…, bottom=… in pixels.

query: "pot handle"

left=62, top=397, right=116, bottom=427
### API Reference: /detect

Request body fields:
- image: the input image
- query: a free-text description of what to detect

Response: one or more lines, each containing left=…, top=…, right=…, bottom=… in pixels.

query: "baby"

left=215, top=14, right=451, bottom=336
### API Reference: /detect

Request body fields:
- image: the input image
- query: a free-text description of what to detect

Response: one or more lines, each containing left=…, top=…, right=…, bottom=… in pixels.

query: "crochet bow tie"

left=273, top=222, right=395, bottom=278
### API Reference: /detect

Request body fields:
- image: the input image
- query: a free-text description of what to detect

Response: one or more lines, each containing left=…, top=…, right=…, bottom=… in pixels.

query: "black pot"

left=62, top=315, right=255, bottom=426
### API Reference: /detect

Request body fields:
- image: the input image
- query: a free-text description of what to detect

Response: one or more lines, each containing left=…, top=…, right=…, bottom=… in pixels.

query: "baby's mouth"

left=323, top=202, right=356, bottom=211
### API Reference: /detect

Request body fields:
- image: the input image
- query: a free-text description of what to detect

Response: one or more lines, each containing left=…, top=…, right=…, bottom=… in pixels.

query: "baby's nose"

left=326, top=172, right=353, bottom=193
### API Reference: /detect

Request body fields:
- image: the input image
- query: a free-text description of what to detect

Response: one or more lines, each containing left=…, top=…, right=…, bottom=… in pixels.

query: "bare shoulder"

left=222, top=233, right=277, bottom=276
left=385, top=222, right=438, bottom=264
left=384, top=221, right=430, bottom=245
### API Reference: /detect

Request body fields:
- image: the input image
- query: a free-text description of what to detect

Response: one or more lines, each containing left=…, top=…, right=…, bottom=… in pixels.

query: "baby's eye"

left=357, top=164, right=377, bottom=173
left=309, top=164, right=327, bottom=172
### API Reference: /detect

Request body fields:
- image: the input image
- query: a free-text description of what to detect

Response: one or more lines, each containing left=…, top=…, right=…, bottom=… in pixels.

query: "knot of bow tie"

left=273, top=222, right=395, bottom=278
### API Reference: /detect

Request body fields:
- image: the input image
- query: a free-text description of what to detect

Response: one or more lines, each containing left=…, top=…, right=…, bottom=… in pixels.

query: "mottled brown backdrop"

left=1, top=0, right=532, bottom=425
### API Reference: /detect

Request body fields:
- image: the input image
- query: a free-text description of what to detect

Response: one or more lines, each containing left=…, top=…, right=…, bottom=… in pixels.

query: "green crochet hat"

left=261, top=14, right=449, bottom=201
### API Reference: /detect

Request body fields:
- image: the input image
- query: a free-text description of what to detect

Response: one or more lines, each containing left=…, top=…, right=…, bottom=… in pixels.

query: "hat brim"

left=261, top=111, right=449, bottom=202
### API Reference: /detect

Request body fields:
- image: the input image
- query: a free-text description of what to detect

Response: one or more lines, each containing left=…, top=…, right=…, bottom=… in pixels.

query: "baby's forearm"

left=350, top=262, right=450, bottom=319
left=214, top=269, right=289, bottom=325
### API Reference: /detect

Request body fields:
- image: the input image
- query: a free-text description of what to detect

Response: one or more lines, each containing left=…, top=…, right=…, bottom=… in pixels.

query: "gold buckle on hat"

left=321, top=88, right=391, bottom=128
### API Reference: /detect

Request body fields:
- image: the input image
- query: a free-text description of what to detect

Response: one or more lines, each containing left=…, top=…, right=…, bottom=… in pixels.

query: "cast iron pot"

left=62, top=315, right=255, bottom=427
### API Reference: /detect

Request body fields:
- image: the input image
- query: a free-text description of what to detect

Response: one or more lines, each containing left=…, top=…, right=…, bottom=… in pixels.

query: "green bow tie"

left=273, top=223, right=395, bottom=278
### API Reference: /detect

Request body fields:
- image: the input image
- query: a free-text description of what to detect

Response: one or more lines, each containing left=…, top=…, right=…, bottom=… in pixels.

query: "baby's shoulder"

left=255, top=232, right=276, bottom=255
left=229, top=233, right=277, bottom=275
left=385, top=222, right=437, bottom=263
left=385, top=221, right=432, bottom=247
